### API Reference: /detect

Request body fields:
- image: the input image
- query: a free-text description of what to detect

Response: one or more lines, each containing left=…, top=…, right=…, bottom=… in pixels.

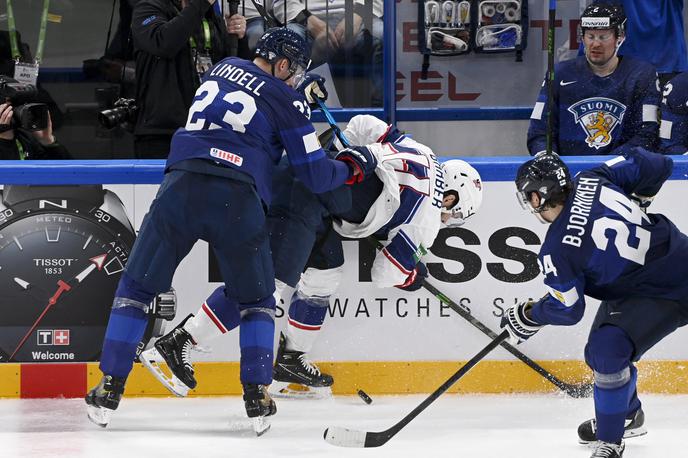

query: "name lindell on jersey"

left=209, top=63, right=265, bottom=96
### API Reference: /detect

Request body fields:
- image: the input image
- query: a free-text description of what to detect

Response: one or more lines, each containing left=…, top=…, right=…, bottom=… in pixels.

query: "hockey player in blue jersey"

left=593, top=0, right=688, bottom=86
left=528, top=4, right=660, bottom=156
left=140, top=114, right=484, bottom=398
left=659, top=71, right=688, bottom=155
left=502, top=149, right=688, bottom=458
left=84, top=27, right=377, bottom=434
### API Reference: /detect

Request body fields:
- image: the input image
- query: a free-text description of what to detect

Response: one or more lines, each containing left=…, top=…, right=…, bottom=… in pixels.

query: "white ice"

left=0, top=394, right=685, bottom=457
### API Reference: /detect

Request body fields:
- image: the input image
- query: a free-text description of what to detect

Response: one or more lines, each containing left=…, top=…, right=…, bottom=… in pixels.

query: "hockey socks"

left=285, top=290, right=329, bottom=353
left=99, top=273, right=158, bottom=378
left=100, top=305, right=148, bottom=378
left=585, top=325, right=638, bottom=443
left=239, top=295, right=277, bottom=385
left=184, top=286, right=241, bottom=346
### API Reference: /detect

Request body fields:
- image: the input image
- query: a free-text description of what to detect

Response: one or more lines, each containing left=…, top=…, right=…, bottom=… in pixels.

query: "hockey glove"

left=335, top=146, right=378, bottom=184
left=630, top=193, right=653, bottom=213
left=500, top=301, right=545, bottom=345
left=296, top=73, right=328, bottom=109
left=397, top=262, right=428, bottom=292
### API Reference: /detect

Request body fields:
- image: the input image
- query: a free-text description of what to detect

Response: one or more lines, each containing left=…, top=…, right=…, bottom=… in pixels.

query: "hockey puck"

left=357, top=389, right=373, bottom=405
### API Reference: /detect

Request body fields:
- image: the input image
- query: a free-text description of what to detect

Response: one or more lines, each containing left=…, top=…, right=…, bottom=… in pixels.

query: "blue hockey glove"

left=500, top=300, right=544, bottom=345
left=296, top=73, right=328, bottom=108
left=397, top=262, right=428, bottom=292
left=335, top=146, right=377, bottom=184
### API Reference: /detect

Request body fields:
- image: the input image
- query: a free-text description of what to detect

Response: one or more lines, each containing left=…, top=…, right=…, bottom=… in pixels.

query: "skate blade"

left=579, top=426, right=648, bottom=446
left=139, top=347, right=190, bottom=397
left=86, top=404, right=112, bottom=428
left=269, top=381, right=332, bottom=399
left=252, top=416, right=271, bottom=436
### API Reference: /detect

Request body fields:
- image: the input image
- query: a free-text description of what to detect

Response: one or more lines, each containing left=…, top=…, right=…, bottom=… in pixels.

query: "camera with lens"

left=0, top=75, right=50, bottom=131
left=98, top=97, right=138, bottom=130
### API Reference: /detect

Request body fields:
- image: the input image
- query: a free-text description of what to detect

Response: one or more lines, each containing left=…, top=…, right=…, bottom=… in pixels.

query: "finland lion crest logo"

left=568, top=97, right=626, bottom=149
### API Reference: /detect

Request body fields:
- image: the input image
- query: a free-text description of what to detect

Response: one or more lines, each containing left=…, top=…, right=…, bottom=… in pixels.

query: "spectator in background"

left=0, top=102, right=71, bottom=159
left=131, top=0, right=252, bottom=159
left=593, top=0, right=687, bottom=87
left=273, top=0, right=384, bottom=106
left=659, top=71, right=688, bottom=155
left=528, top=4, right=659, bottom=156
left=0, top=30, right=64, bottom=129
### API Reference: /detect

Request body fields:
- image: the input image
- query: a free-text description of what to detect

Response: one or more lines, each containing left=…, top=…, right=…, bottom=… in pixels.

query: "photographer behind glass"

left=0, top=76, right=70, bottom=160
left=130, top=0, right=251, bottom=159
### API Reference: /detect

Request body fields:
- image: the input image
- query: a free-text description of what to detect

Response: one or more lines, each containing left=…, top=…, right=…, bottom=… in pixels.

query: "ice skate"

left=85, top=375, right=126, bottom=427
left=578, top=408, right=646, bottom=444
left=270, top=332, right=333, bottom=399
left=141, top=318, right=197, bottom=396
left=243, top=384, right=277, bottom=436
left=590, top=440, right=625, bottom=458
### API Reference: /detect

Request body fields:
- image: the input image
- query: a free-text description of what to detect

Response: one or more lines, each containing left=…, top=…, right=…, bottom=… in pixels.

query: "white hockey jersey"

left=334, top=136, right=445, bottom=288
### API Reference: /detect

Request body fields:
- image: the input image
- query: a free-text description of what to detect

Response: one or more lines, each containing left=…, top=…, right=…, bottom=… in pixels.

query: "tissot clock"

left=0, top=185, right=136, bottom=362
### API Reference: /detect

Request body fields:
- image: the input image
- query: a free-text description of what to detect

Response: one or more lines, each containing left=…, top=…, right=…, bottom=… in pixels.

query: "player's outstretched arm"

left=598, top=147, right=673, bottom=198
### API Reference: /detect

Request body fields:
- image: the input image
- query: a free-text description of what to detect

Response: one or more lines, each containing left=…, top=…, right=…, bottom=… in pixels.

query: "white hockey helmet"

left=441, top=159, right=483, bottom=227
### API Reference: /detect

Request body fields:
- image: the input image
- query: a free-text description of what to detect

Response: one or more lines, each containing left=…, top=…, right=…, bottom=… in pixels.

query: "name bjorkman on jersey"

left=563, top=177, right=600, bottom=247
left=209, top=63, right=265, bottom=96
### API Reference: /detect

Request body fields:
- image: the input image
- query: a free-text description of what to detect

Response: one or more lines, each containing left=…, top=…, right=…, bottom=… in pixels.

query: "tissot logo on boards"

left=37, top=329, right=71, bottom=346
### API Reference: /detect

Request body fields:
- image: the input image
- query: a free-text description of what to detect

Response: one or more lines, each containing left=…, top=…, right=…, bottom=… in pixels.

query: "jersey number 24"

left=592, top=186, right=651, bottom=265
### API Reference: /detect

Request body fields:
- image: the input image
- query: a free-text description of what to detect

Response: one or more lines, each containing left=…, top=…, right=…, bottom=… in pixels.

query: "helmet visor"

left=291, top=59, right=312, bottom=88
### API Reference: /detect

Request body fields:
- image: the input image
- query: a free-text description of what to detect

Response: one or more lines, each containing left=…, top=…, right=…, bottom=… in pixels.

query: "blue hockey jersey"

left=595, top=0, right=688, bottom=74
left=528, top=56, right=660, bottom=156
left=660, top=71, right=688, bottom=155
left=530, top=148, right=688, bottom=326
left=167, top=57, right=351, bottom=205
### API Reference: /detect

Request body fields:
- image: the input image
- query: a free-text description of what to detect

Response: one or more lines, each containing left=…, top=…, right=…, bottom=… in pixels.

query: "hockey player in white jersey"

left=141, top=114, right=483, bottom=397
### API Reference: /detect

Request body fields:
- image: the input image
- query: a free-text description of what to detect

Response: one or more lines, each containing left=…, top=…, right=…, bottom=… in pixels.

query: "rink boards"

left=0, top=156, right=687, bottom=398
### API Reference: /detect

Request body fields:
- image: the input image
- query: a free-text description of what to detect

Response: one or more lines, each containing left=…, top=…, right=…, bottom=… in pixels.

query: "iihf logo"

left=568, top=97, right=627, bottom=150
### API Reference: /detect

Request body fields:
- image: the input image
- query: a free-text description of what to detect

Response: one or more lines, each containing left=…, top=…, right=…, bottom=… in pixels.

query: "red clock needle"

left=8, top=254, right=108, bottom=362
left=9, top=280, right=71, bottom=361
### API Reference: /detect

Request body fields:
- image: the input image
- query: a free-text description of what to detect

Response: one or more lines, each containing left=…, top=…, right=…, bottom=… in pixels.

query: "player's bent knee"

left=298, top=267, right=343, bottom=299
left=113, top=272, right=157, bottom=311
left=585, top=325, right=634, bottom=386
left=238, top=294, right=277, bottom=320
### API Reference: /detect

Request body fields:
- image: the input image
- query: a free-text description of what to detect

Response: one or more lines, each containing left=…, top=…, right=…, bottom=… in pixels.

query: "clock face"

left=0, top=198, right=135, bottom=362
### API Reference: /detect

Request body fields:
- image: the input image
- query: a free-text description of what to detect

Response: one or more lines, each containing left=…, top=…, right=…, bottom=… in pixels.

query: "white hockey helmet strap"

left=441, top=159, right=483, bottom=226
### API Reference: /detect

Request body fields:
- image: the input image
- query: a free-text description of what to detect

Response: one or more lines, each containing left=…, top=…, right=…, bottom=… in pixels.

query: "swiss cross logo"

left=37, top=329, right=70, bottom=346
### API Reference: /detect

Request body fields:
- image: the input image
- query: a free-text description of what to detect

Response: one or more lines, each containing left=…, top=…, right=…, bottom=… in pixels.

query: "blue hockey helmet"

left=515, top=153, right=572, bottom=216
left=580, top=4, right=626, bottom=37
left=255, top=27, right=312, bottom=85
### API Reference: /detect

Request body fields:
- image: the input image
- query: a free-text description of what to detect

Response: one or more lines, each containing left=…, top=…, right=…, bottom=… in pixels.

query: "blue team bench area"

left=0, top=156, right=686, bottom=185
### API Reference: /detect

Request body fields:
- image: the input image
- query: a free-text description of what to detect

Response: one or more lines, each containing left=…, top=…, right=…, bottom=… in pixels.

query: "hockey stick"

left=315, top=98, right=351, bottom=149
left=368, top=238, right=591, bottom=398
left=324, top=330, right=510, bottom=447
left=545, top=0, right=556, bottom=156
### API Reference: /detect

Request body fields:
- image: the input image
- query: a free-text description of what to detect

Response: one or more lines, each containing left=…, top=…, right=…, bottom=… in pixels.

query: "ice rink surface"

left=0, top=393, right=685, bottom=457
